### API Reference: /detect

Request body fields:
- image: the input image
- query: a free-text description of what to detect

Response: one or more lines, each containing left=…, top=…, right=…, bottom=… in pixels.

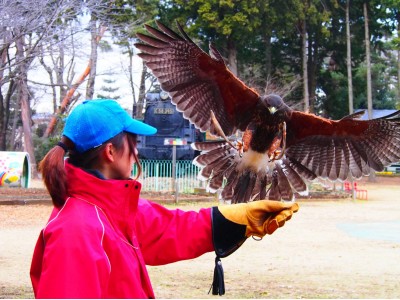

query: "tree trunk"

left=57, top=40, right=67, bottom=111
left=50, top=40, right=68, bottom=114
left=0, top=47, right=6, bottom=150
left=85, top=14, right=99, bottom=99
left=127, top=46, right=137, bottom=109
left=0, top=91, right=5, bottom=150
left=0, top=81, right=15, bottom=150
left=0, top=45, right=15, bottom=150
left=44, top=61, right=92, bottom=138
left=346, top=0, right=354, bottom=114
left=302, top=19, right=309, bottom=112
left=308, top=28, right=320, bottom=114
left=0, top=30, right=16, bottom=150
left=39, top=51, right=58, bottom=113
left=363, top=2, right=375, bottom=182
left=16, top=36, right=38, bottom=178
left=10, top=100, right=20, bottom=150
left=397, top=13, right=400, bottom=102
left=264, top=33, right=272, bottom=80
left=398, top=47, right=400, bottom=103
left=227, top=38, right=238, bottom=76
left=363, top=2, right=373, bottom=120
left=136, top=61, right=147, bottom=120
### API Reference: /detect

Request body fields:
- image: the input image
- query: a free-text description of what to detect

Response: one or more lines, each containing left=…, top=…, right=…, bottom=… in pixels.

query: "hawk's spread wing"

left=192, top=109, right=400, bottom=203
left=136, top=20, right=400, bottom=203
left=135, top=21, right=260, bottom=137
left=284, top=110, right=400, bottom=180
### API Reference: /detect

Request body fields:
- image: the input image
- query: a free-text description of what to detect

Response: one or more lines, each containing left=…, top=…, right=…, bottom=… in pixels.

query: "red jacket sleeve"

left=135, top=199, right=214, bottom=265
left=30, top=207, right=111, bottom=298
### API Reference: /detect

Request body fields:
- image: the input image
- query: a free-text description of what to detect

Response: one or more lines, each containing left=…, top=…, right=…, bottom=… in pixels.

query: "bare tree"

left=37, top=25, right=77, bottom=114
left=16, top=34, right=36, bottom=175
left=85, top=14, right=107, bottom=99
left=396, top=11, right=400, bottom=102
left=136, top=62, right=147, bottom=120
left=301, top=19, right=310, bottom=112
left=44, top=26, right=106, bottom=138
left=126, top=45, right=137, bottom=110
left=363, top=2, right=373, bottom=120
left=0, top=34, right=17, bottom=149
left=363, top=1, right=376, bottom=182
left=346, top=0, right=354, bottom=114
left=0, top=0, right=85, bottom=176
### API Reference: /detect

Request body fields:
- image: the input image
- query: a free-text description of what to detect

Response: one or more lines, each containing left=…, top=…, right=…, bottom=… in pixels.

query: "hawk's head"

left=260, top=94, right=286, bottom=114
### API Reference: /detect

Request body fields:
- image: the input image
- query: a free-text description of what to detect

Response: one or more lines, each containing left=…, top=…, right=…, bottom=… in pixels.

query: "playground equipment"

left=0, top=151, right=31, bottom=188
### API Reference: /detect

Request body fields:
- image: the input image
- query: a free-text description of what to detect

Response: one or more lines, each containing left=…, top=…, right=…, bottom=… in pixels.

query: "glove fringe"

left=209, top=256, right=225, bottom=296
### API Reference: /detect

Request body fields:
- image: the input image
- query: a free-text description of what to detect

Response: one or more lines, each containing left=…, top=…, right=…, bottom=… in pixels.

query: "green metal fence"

left=133, top=159, right=205, bottom=193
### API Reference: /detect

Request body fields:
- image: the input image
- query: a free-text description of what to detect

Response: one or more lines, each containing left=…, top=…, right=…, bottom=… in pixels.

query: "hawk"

left=135, top=21, right=400, bottom=203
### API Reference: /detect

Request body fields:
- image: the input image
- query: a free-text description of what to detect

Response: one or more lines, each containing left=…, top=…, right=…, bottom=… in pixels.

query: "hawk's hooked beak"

left=268, top=107, right=278, bottom=114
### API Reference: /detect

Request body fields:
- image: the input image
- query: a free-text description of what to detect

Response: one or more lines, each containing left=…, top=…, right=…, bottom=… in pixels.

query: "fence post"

left=175, top=181, right=179, bottom=204
left=155, top=162, right=159, bottom=191
left=172, top=145, right=176, bottom=192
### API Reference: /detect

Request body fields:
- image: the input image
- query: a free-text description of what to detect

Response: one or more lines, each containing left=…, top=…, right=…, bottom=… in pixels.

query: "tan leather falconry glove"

left=209, top=200, right=299, bottom=295
left=211, top=200, right=299, bottom=258
left=218, top=200, right=299, bottom=238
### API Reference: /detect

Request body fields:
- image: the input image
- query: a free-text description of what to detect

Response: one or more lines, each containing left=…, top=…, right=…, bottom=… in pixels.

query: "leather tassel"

left=209, top=256, right=225, bottom=296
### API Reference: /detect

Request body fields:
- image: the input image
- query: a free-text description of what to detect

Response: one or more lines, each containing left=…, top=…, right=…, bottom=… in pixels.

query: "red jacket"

left=30, top=162, right=214, bottom=298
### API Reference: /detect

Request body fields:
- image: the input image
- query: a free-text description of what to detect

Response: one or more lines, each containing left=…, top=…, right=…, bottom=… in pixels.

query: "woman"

left=30, top=99, right=299, bottom=298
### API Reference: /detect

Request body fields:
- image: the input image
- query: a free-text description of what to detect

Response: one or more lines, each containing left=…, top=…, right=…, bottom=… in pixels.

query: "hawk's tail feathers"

left=192, top=141, right=239, bottom=193
left=192, top=142, right=317, bottom=203
left=191, top=140, right=227, bottom=152
left=267, top=158, right=315, bottom=201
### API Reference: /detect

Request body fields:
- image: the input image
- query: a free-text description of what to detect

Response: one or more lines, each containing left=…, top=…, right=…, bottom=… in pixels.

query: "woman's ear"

left=103, top=142, right=115, bottom=162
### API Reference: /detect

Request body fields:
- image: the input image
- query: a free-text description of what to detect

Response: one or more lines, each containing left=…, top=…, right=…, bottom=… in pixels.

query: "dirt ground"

left=0, top=176, right=399, bottom=299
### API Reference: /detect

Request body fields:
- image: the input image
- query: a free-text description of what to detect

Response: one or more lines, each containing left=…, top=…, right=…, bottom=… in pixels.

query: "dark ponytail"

left=39, top=137, right=73, bottom=207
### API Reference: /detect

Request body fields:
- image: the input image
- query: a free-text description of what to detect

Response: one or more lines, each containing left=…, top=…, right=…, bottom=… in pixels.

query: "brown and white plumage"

left=135, top=21, right=400, bottom=203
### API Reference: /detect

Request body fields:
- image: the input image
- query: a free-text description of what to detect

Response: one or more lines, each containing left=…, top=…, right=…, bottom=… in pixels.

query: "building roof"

left=354, top=109, right=397, bottom=120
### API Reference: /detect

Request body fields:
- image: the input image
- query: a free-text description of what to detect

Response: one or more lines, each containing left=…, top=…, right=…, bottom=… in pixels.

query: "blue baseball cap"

left=63, top=99, right=157, bottom=153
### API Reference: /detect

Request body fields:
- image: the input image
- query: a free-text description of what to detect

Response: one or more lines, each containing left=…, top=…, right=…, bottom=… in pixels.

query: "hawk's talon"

left=236, top=140, right=244, bottom=157
left=274, top=122, right=286, bottom=160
